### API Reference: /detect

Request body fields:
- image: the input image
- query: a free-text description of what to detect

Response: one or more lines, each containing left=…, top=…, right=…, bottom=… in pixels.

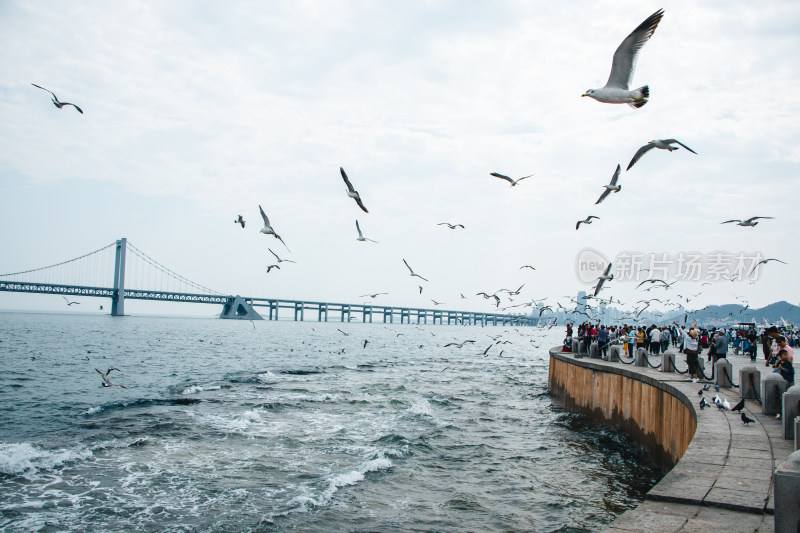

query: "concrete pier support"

left=740, top=366, right=760, bottom=400
left=763, top=373, right=789, bottom=416
left=662, top=352, right=675, bottom=373
left=635, top=348, right=648, bottom=367
left=715, top=359, right=733, bottom=388
left=608, top=345, right=621, bottom=362
left=774, top=450, right=800, bottom=533
left=782, top=384, right=800, bottom=440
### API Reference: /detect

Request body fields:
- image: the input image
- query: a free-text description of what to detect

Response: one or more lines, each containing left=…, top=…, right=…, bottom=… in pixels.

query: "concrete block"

left=782, top=384, right=800, bottom=440
left=795, top=419, right=800, bottom=452
left=739, top=366, right=761, bottom=401
left=589, top=341, right=600, bottom=359
left=578, top=340, right=587, bottom=356
left=763, top=373, right=789, bottom=416
left=661, top=352, right=675, bottom=373
left=635, top=347, right=648, bottom=367
left=715, top=359, right=733, bottom=388
left=774, top=450, right=800, bottom=533
left=608, top=345, right=621, bottom=362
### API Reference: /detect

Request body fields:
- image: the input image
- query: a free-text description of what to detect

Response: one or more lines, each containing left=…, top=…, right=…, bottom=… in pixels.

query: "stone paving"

left=563, top=347, right=796, bottom=532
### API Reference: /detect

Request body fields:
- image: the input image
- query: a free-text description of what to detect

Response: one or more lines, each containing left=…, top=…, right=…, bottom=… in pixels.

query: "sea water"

left=0, top=313, right=660, bottom=532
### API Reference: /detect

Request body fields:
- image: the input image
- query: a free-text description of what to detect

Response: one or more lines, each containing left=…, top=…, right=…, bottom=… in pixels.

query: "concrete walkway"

left=567, top=347, right=797, bottom=532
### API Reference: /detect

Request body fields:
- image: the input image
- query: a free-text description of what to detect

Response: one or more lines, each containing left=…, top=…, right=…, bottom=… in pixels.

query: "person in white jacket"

left=674, top=321, right=700, bottom=382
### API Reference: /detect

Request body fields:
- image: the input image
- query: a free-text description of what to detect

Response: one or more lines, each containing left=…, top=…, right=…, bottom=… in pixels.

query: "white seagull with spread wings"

left=355, top=220, right=378, bottom=243
left=403, top=259, right=429, bottom=282
left=259, top=205, right=289, bottom=250
left=576, top=216, right=600, bottom=230
left=595, top=165, right=622, bottom=205
left=721, top=216, right=774, bottom=227
left=593, top=264, right=614, bottom=296
left=490, top=172, right=533, bottom=187
left=627, top=139, right=697, bottom=170
left=340, top=167, right=368, bottom=213
left=582, top=9, right=664, bottom=108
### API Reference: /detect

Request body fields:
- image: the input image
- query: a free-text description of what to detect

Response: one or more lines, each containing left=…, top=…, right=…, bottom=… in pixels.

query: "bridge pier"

left=269, top=300, right=278, bottom=320
left=341, top=305, right=350, bottom=322
left=294, top=302, right=304, bottom=321
left=111, top=238, right=127, bottom=316
left=318, top=303, right=328, bottom=322
left=363, top=306, right=372, bottom=323
left=383, top=307, right=393, bottom=324
left=401, top=309, right=410, bottom=324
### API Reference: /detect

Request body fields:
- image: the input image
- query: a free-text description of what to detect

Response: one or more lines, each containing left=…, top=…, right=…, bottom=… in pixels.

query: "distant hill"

left=684, top=301, right=800, bottom=326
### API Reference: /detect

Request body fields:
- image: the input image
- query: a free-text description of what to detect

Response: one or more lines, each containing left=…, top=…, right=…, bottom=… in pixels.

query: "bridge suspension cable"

left=125, top=241, right=222, bottom=295
left=0, top=241, right=117, bottom=287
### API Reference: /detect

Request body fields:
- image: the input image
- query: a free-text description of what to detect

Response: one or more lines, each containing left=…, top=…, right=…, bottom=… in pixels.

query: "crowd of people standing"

left=561, top=321, right=795, bottom=390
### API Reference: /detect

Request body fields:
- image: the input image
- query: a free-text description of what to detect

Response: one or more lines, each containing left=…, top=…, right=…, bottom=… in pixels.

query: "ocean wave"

left=287, top=456, right=395, bottom=513
left=0, top=442, right=92, bottom=480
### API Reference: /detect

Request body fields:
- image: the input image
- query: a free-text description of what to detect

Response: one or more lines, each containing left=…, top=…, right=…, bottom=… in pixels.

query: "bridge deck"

left=0, top=280, right=534, bottom=325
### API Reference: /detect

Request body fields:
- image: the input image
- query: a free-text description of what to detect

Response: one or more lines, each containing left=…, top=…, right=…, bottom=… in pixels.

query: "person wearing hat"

left=674, top=321, right=701, bottom=382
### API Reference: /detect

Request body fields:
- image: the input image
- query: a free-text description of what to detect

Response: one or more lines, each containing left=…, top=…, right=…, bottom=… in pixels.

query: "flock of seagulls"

left=32, top=8, right=788, bottom=348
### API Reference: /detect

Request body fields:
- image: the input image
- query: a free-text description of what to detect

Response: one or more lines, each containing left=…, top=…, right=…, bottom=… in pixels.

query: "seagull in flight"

left=444, top=340, right=476, bottom=348
left=593, top=263, right=613, bottom=296
left=63, top=296, right=80, bottom=306
left=749, top=258, right=787, bottom=276
left=520, top=265, right=536, bottom=271
left=359, top=292, right=388, bottom=298
left=595, top=165, right=622, bottom=205
left=234, top=215, right=245, bottom=228
left=340, top=167, right=368, bottom=213
left=438, top=222, right=465, bottom=229
left=581, top=9, right=664, bottom=108
left=635, top=279, right=674, bottom=289
left=576, top=216, right=600, bottom=230
left=96, top=368, right=126, bottom=388
left=259, top=205, right=289, bottom=250
left=355, top=220, right=378, bottom=243
left=431, top=299, right=444, bottom=306
left=269, top=248, right=296, bottom=264
left=490, top=172, right=533, bottom=187
left=403, top=259, right=429, bottom=282
left=626, top=139, right=697, bottom=170
left=721, top=216, right=774, bottom=227
left=266, top=264, right=280, bottom=273
left=31, top=83, right=84, bottom=114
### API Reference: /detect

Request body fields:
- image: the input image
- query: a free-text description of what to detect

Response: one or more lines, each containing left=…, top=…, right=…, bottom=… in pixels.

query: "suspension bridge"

left=0, top=239, right=535, bottom=326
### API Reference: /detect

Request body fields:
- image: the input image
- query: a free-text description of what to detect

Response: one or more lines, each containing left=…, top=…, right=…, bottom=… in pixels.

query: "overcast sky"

left=1, top=1, right=798, bottom=318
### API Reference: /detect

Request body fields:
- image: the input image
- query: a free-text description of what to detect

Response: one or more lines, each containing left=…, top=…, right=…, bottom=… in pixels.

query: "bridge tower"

left=111, top=238, right=127, bottom=316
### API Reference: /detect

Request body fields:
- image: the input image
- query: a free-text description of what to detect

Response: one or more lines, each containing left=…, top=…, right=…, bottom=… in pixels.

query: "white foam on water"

left=407, top=398, right=442, bottom=425
left=0, top=442, right=93, bottom=480
left=256, top=371, right=279, bottom=384
left=181, top=384, right=222, bottom=395
left=84, top=406, right=102, bottom=415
